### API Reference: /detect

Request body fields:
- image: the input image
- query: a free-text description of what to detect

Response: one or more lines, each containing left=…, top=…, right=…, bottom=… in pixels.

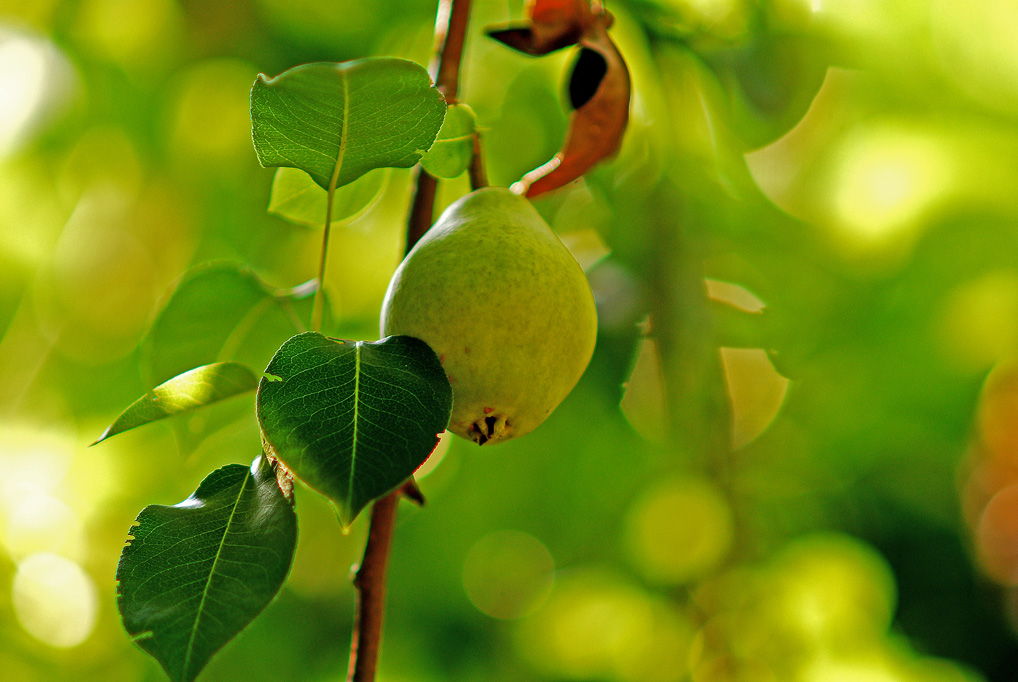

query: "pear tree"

left=96, top=1, right=631, bottom=681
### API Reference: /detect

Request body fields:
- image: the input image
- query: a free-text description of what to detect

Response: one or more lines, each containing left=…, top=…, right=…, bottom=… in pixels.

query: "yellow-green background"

left=2, top=0, right=1018, bottom=680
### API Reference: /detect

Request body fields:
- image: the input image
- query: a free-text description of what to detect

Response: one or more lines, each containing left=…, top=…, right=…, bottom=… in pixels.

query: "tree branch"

left=406, top=169, right=438, bottom=249
left=468, top=130, right=488, bottom=190
left=644, top=181, right=743, bottom=564
left=430, top=0, right=471, bottom=104
left=646, top=183, right=733, bottom=473
left=346, top=2, right=474, bottom=681
left=346, top=492, right=399, bottom=682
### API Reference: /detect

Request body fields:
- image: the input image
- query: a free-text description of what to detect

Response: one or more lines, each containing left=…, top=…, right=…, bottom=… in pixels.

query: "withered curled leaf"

left=512, top=11, right=630, bottom=197
left=486, top=0, right=611, bottom=56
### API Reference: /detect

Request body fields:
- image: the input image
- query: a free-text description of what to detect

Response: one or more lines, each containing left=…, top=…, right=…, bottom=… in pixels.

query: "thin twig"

left=310, top=220, right=331, bottom=331
left=313, top=138, right=345, bottom=331
left=346, top=2, right=474, bottom=681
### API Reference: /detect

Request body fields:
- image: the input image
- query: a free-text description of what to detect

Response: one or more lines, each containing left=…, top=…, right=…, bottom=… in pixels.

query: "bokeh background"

left=2, top=0, right=1018, bottom=680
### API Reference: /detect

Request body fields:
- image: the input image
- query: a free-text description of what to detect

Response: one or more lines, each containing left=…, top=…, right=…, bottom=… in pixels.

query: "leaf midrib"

left=181, top=469, right=251, bottom=681
left=346, top=342, right=362, bottom=522
left=327, top=68, right=351, bottom=198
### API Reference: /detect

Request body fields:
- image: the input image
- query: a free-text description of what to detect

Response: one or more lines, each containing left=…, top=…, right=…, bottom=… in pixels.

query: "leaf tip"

left=333, top=504, right=355, bottom=532
left=89, top=428, right=111, bottom=447
left=400, top=479, right=426, bottom=506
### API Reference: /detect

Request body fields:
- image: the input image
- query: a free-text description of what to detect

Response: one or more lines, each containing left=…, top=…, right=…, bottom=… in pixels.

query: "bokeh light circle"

left=516, top=569, right=695, bottom=682
left=12, top=552, right=98, bottom=648
left=759, top=533, right=897, bottom=648
left=624, top=476, right=734, bottom=585
left=463, top=529, right=554, bottom=620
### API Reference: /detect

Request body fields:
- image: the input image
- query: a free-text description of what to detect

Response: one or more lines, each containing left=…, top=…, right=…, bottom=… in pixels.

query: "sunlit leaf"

left=720, top=347, right=789, bottom=449
left=621, top=335, right=667, bottom=445
left=421, top=104, right=476, bottom=179
left=117, top=455, right=297, bottom=682
left=140, top=263, right=317, bottom=453
left=92, top=362, right=258, bottom=445
left=268, top=167, right=388, bottom=228
left=256, top=332, right=451, bottom=526
left=250, top=58, right=446, bottom=191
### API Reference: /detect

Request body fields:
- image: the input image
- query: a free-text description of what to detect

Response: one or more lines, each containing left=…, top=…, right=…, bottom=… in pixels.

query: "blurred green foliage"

left=2, top=0, right=1018, bottom=681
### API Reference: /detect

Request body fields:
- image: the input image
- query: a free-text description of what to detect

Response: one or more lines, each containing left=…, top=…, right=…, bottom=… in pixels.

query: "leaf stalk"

left=312, top=69, right=351, bottom=332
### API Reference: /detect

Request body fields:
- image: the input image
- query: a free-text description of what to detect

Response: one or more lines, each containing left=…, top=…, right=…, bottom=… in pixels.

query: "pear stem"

left=468, top=131, right=488, bottom=190
left=346, top=2, right=474, bottom=681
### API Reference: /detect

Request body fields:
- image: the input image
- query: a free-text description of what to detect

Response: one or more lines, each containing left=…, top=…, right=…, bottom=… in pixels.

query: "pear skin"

left=380, top=187, right=597, bottom=445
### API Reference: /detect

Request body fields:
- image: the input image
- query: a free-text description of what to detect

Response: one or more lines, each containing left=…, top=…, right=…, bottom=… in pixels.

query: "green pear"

left=380, top=187, right=597, bottom=445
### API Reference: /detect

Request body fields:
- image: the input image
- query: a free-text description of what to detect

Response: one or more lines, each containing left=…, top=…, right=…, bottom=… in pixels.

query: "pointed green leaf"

left=117, top=455, right=297, bottom=682
left=142, top=262, right=320, bottom=453
left=250, top=58, right=446, bottom=191
left=256, top=332, right=452, bottom=525
left=268, top=166, right=388, bottom=228
left=420, top=103, right=477, bottom=179
left=93, top=363, right=258, bottom=445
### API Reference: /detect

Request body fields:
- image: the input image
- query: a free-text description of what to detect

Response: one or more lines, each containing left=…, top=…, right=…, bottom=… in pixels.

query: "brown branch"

left=346, top=492, right=399, bottom=682
left=406, top=169, right=438, bottom=250
left=468, top=131, right=488, bottom=190
left=346, top=2, right=474, bottom=681
left=430, top=0, right=471, bottom=104
left=408, top=0, right=478, bottom=242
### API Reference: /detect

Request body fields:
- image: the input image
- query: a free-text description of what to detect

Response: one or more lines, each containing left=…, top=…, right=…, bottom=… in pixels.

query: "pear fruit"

left=380, top=187, right=597, bottom=445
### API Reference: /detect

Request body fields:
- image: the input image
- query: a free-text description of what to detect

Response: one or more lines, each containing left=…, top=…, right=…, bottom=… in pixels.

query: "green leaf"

left=256, top=332, right=452, bottom=525
left=117, top=455, right=297, bottom=682
left=703, top=33, right=828, bottom=149
left=250, top=58, right=446, bottom=191
left=710, top=299, right=773, bottom=349
left=420, top=103, right=477, bottom=179
left=268, top=166, right=388, bottom=228
left=93, top=363, right=258, bottom=446
left=144, top=262, right=311, bottom=386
